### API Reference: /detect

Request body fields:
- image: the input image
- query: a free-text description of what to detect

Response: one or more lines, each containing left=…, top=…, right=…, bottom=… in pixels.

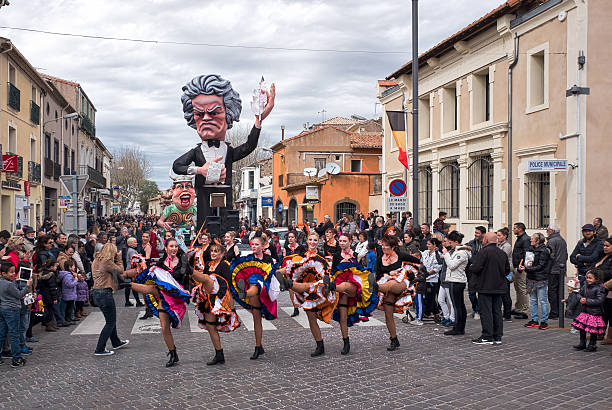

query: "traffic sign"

left=387, top=196, right=408, bottom=212
left=388, top=179, right=407, bottom=196
left=60, top=174, right=89, bottom=195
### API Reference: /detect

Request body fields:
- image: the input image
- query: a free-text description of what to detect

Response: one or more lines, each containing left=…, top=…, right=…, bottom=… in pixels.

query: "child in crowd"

left=0, top=262, right=33, bottom=367
left=75, top=273, right=89, bottom=318
left=572, top=269, right=606, bottom=352
left=59, top=259, right=79, bottom=324
left=562, top=277, right=581, bottom=334
left=366, top=242, right=377, bottom=273
left=409, top=251, right=426, bottom=326
left=16, top=261, right=35, bottom=356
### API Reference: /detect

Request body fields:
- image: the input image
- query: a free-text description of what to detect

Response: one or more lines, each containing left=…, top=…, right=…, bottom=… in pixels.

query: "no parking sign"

left=388, top=179, right=407, bottom=196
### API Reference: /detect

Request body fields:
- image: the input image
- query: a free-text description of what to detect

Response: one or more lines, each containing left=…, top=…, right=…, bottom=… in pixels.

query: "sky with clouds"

left=1, top=0, right=502, bottom=188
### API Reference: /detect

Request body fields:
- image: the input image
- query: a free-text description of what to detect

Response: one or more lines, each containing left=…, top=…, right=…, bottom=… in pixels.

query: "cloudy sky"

left=1, top=0, right=502, bottom=188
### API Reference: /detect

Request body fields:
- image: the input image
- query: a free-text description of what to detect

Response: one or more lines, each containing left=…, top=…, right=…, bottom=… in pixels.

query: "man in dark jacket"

left=469, top=232, right=510, bottom=344
left=314, top=215, right=334, bottom=237
left=546, top=224, right=568, bottom=319
left=570, top=224, right=603, bottom=286
left=466, top=226, right=487, bottom=320
left=511, top=222, right=531, bottom=319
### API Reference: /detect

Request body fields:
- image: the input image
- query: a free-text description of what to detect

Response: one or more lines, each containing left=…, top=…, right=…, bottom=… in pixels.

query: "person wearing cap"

left=570, top=224, right=603, bottom=286
left=593, top=217, right=608, bottom=241
left=22, top=227, right=36, bottom=253
left=546, top=224, right=568, bottom=319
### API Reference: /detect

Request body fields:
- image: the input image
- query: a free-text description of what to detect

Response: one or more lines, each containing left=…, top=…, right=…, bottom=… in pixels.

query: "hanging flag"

left=386, top=111, right=409, bottom=169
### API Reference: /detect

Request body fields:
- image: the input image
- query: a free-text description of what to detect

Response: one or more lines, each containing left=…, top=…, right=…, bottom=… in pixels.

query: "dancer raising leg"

left=127, top=238, right=191, bottom=367
left=229, top=236, right=279, bottom=360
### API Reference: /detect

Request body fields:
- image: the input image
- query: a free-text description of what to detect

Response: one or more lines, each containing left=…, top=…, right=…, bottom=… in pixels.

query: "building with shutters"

left=0, top=37, right=49, bottom=231
left=378, top=0, right=612, bottom=252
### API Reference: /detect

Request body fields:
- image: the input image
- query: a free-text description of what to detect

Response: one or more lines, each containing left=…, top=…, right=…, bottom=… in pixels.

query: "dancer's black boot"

left=323, top=275, right=336, bottom=294
left=237, top=278, right=246, bottom=299
left=311, top=340, right=325, bottom=357
left=585, top=334, right=598, bottom=352
left=250, top=345, right=265, bottom=360
left=274, top=271, right=293, bottom=291
left=291, top=307, right=300, bottom=317
left=341, top=337, right=350, bottom=355
left=166, top=349, right=179, bottom=367
left=387, top=336, right=400, bottom=351
left=367, top=271, right=378, bottom=294
left=207, top=349, right=225, bottom=365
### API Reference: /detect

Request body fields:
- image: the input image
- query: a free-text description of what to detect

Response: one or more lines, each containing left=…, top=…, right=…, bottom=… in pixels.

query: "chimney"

left=281, top=125, right=285, bottom=140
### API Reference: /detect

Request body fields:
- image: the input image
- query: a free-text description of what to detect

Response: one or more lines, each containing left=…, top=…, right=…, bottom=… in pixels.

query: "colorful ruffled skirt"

left=229, top=255, right=280, bottom=320
left=331, top=262, right=379, bottom=326
left=285, top=255, right=338, bottom=323
left=376, top=264, right=417, bottom=313
left=572, top=312, right=606, bottom=334
left=133, top=266, right=191, bottom=328
left=192, top=274, right=241, bottom=333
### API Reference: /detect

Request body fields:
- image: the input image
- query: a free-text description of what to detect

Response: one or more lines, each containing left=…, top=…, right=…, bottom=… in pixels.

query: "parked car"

left=268, top=227, right=304, bottom=248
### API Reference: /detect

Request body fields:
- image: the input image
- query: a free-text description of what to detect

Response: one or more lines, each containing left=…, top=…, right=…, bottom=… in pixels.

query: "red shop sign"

left=2, top=155, right=18, bottom=173
left=24, top=181, right=31, bottom=196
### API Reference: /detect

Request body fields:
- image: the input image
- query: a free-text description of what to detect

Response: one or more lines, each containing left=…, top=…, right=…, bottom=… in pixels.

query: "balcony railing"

left=8, top=82, right=20, bottom=111
left=53, top=162, right=61, bottom=180
left=5, top=153, right=23, bottom=179
left=30, top=100, right=40, bottom=125
left=28, top=161, right=41, bottom=184
left=44, top=158, right=54, bottom=178
left=80, top=165, right=106, bottom=188
left=80, top=115, right=96, bottom=136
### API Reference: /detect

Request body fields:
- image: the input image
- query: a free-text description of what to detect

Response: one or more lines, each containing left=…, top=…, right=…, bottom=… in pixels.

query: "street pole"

left=411, top=0, right=419, bottom=228
left=72, top=176, right=79, bottom=235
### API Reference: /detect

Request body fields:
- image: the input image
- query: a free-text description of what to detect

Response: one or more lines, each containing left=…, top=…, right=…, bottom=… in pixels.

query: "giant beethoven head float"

left=172, top=74, right=275, bottom=232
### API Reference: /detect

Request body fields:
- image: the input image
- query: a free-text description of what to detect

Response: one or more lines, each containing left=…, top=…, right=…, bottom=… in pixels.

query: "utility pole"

left=411, top=0, right=419, bottom=227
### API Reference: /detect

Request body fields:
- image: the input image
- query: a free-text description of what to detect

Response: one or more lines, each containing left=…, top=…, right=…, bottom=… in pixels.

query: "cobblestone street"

left=2, top=293, right=610, bottom=409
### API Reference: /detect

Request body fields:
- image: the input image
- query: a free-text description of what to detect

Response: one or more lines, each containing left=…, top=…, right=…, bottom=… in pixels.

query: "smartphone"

left=19, top=267, right=33, bottom=281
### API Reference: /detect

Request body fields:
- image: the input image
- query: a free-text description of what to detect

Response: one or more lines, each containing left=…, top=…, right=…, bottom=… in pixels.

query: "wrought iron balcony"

left=80, top=165, right=106, bottom=188
left=53, top=162, right=61, bottom=180
left=28, top=161, right=41, bottom=184
left=30, top=100, right=40, bottom=124
left=80, top=115, right=96, bottom=136
left=8, top=82, right=20, bottom=111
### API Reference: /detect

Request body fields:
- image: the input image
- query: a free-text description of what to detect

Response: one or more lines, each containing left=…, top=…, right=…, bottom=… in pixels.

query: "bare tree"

left=111, top=146, right=152, bottom=213
left=225, top=123, right=273, bottom=203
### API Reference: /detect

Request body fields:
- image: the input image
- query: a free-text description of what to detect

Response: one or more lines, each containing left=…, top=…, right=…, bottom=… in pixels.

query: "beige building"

left=0, top=37, right=50, bottom=231
left=43, top=74, right=111, bottom=217
left=379, top=0, right=611, bottom=254
left=41, top=76, right=79, bottom=226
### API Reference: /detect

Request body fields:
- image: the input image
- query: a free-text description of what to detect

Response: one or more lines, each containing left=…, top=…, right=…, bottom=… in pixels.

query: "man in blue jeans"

left=0, top=262, right=33, bottom=367
left=92, top=288, right=129, bottom=355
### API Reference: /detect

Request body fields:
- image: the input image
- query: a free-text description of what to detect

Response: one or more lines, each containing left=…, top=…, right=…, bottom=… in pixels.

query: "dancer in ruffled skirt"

left=128, top=238, right=191, bottom=367
left=229, top=236, right=280, bottom=360
left=275, top=232, right=338, bottom=357
left=192, top=243, right=241, bottom=365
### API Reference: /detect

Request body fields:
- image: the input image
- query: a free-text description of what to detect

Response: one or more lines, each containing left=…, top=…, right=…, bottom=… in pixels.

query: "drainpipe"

left=507, top=33, right=519, bottom=236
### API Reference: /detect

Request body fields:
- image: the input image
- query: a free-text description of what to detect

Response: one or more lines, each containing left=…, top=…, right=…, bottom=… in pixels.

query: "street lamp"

left=43, top=111, right=79, bottom=125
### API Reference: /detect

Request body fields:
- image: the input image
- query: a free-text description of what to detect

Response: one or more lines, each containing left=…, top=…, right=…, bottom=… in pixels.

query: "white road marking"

left=280, top=307, right=333, bottom=329
left=187, top=309, right=208, bottom=333
left=354, top=316, right=385, bottom=327
left=131, top=311, right=161, bottom=334
left=235, top=308, right=277, bottom=331
left=71, top=312, right=105, bottom=335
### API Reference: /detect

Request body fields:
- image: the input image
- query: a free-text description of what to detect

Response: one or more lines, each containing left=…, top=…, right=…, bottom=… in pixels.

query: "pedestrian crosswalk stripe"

left=131, top=311, right=161, bottom=334
left=71, top=312, right=105, bottom=335
left=354, top=316, right=385, bottom=327
left=187, top=309, right=207, bottom=333
left=280, top=307, right=333, bottom=329
left=71, top=306, right=403, bottom=336
left=235, top=308, right=278, bottom=331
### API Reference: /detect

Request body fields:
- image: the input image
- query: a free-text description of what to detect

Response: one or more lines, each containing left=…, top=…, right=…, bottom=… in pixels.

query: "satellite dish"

left=317, top=168, right=328, bottom=178
left=326, top=162, right=341, bottom=175
left=304, top=168, right=317, bottom=177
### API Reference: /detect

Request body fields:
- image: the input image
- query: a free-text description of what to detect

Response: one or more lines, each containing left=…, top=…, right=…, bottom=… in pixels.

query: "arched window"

left=288, top=198, right=298, bottom=224
left=335, top=201, right=356, bottom=223
left=275, top=200, right=284, bottom=226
